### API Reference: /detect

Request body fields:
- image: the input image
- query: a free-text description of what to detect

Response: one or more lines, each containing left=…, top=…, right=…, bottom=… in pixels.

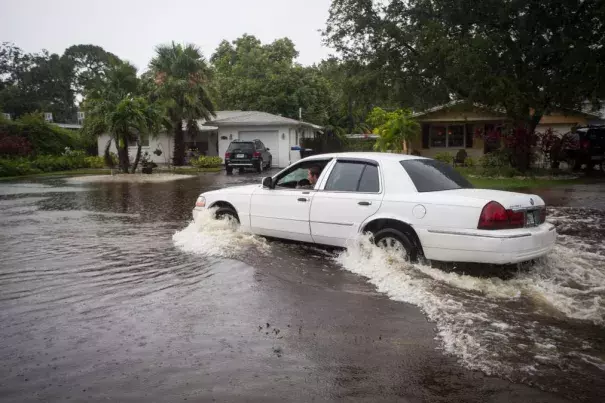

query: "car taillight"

left=253, top=151, right=261, bottom=157
left=225, top=152, right=230, bottom=158
left=478, top=201, right=524, bottom=230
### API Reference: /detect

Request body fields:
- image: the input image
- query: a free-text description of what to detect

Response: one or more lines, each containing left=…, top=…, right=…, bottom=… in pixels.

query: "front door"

left=310, top=159, right=383, bottom=247
left=249, top=158, right=333, bottom=242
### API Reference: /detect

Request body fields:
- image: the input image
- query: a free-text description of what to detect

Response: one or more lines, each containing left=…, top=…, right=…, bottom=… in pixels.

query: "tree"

left=325, top=0, right=605, bottom=169
left=210, top=35, right=333, bottom=125
left=62, top=44, right=121, bottom=95
left=150, top=42, right=215, bottom=166
left=366, top=107, right=419, bottom=153
left=82, top=61, right=162, bottom=173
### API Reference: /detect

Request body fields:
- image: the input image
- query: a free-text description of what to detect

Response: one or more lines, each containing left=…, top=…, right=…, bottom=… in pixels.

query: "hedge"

left=0, top=154, right=106, bottom=177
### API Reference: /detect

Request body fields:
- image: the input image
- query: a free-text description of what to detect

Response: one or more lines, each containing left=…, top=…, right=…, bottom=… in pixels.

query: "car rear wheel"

left=238, top=167, right=245, bottom=174
left=226, top=166, right=233, bottom=174
left=373, top=228, right=417, bottom=262
left=215, top=207, right=239, bottom=224
left=256, top=159, right=263, bottom=173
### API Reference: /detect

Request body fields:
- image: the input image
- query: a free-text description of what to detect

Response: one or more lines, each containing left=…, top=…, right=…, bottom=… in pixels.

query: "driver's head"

left=308, top=165, right=321, bottom=184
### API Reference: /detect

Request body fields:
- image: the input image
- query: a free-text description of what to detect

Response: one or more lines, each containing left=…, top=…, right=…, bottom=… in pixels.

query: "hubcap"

left=377, top=236, right=408, bottom=258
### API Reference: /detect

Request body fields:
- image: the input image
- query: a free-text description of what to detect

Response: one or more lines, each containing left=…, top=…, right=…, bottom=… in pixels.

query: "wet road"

left=0, top=172, right=604, bottom=402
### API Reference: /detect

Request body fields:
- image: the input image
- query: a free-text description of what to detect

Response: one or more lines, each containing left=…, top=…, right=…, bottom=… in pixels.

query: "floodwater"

left=0, top=172, right=604, bottom=402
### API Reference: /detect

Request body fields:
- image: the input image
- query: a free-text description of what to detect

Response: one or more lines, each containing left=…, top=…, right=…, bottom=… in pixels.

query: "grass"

left=467, top=176, right=586, bottom=190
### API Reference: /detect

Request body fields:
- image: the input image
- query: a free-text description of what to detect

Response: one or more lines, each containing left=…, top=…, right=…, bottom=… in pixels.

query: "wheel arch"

left=360, top=217, right=424, bottom=256
left=208, top=200, right=240, bottom=219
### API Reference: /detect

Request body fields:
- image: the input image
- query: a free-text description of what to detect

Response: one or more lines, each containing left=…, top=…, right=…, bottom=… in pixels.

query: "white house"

left=97, top=111, right=323, bottom=168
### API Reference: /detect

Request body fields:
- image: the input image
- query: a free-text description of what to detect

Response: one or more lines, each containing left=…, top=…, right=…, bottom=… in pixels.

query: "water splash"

left=172, top=208, right=270, bottom=258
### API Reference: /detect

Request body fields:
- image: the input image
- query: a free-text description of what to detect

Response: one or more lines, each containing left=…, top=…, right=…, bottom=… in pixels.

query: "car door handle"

left=297, top=198, right=308, bottom=202
left=358, top=201, right=372, bottom=206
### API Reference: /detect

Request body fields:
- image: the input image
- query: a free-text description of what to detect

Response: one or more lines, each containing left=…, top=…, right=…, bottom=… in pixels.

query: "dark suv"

left=554, top=126, right=605, bottom=172
left=224, top=139, right=272, bottom=174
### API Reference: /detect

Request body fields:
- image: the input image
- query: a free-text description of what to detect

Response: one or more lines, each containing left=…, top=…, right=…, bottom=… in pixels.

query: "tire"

left=226, top=166, right=233, bottom=174
left=214, top=207, right=240, bottom=224
left=238, top=167, right=245, bottom=174
left=256, top=159, right=263, bottom=173
left=268, top=157, right=272, bottom=169
left=372, top=227, right=418, bottom=262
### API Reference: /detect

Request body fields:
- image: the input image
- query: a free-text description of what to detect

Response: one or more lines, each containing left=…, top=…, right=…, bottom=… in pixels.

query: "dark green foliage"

left=190, top=156, right=222, bottom=168
left=0, top=113, right=78, bottom=156
left=0, top=154, right=105, bottom=177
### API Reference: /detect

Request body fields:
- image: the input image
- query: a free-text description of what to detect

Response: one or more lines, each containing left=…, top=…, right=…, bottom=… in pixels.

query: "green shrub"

left=464, top=156, right=476, bottom=167
left=410, top=149, right=422, bottom=156
left=190, top=156, right=222, bottom=168
left=0, top=158, right=41, bottom=177
left=84, top=156, right=105, bottom=168
left=478, top=150, right=510, bottom=168
left=0, top=114, right=79, bottom=156
left=434, top=152, right=453, bottom=164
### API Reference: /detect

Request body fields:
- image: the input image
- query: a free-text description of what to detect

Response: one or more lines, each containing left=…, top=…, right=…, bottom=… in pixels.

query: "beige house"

left=409, top=101, right=603, bottom=158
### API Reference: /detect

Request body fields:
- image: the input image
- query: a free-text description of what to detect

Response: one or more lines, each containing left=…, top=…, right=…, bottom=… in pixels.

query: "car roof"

left=301, top=152, right=426, bottom=162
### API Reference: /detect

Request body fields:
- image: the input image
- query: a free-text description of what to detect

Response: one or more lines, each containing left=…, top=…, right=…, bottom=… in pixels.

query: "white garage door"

left=238, top=131, right=279, bottom=167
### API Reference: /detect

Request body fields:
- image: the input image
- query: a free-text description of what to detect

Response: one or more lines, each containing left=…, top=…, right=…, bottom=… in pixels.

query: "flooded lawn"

left=0, top=173, right=603, bottom=402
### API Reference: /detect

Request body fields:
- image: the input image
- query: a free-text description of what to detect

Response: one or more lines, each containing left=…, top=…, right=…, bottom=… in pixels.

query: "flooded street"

left=1, top=172, right=604, bottom=402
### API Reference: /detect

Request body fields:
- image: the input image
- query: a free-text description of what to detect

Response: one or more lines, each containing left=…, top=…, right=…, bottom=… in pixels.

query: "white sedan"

left=192, top=152, right=556, bottom=264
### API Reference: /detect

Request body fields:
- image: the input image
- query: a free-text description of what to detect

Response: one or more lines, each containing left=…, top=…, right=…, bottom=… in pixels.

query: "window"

left=430, top=125, right=447, bottom=147
left=324, top=161, right=380, bottom=192
left=274, top=159, right=330, bottom=189
left=400, top=159, right=473, bottom=192
left=427, top=124, right=471, bottom=149
left=127, top=133, right=149, bottom=147
left=227, top=142, right=254, bottom=152
left=447, top=125, right=464, bottom=147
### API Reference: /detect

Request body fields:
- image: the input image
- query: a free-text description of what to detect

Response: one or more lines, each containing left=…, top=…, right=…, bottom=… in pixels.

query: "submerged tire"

left=214, top=207, right=240, bottom=224
left=373, top=227, right=417, bottom=262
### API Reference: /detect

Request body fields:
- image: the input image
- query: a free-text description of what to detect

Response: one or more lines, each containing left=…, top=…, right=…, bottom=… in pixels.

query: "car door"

left=309, top=159, right=383, bottom=247
left=249, top=158, right=333, bottom=243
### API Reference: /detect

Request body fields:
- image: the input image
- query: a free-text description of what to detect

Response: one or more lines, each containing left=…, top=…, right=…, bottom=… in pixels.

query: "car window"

left=357, top=164, right=379, bottom=192
left=400, top=159, right=473, bottom=192
left=228, top=142, right=254, bottom=152
left=324, top=161, right=378, bottom=192
left=274, top=160, right=330, bottom=189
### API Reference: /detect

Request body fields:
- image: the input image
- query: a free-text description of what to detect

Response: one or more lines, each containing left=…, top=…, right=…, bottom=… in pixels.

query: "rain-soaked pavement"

left=0, top=171, right=604, bottom=402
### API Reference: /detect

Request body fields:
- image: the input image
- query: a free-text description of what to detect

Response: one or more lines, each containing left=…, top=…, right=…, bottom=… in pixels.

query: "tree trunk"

left=173, top=121, right=185, bottom=166
left=117, top=135, right=130, bottom=173
left=103, top=138, right=114, bottom=168
left=131, top=136, right=142, bottom=173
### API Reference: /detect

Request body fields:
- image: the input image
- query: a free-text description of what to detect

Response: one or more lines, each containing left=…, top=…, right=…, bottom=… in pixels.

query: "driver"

left=296, top=165, right=321, bottom=189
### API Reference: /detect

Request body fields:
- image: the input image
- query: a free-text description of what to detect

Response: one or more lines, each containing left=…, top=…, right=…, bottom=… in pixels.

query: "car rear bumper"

left=417, top=223, right=557, bottom=264
left=227, top=162, right=254, bottom=167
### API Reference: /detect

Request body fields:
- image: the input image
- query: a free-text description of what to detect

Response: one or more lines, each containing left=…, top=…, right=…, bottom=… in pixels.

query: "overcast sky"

left=1, top=0, right=335, bottom=71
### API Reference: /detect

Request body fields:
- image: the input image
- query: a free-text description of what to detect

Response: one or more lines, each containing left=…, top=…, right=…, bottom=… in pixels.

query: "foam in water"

left=172, top=208, right=269, bottom=258
left=334, top=229, right=605, bottom=377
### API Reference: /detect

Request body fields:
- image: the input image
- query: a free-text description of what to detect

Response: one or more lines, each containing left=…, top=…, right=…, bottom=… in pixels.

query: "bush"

left=0, top=134, right=32, bottom=156
left=464, top=156, right=476, bottom=167
left=84, top=156, right=105, bottom=168
left=0, top=114, right=79, bottom=156
left=190, top=156, right=222, bottom=168
left=478, top=150, right=510, bottom=168
left=410, top=149, right=422, bottom=156
left=0, top=159, right=41, bottom=177
left=434, top=152, right=453, bottom=164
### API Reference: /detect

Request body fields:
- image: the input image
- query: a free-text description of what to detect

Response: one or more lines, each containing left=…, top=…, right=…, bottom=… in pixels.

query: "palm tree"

left=149, top=42, right=216, bottom=166
left=82, top=61, right=163, bottom=173
left=367, top=107, right=420, bottom=154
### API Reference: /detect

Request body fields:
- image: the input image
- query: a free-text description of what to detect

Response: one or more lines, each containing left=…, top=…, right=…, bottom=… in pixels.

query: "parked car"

left=553, top=125, right=605, bottom=172
left=224, top=139, right=272, bottom=174
left=193, top=152, right=556, bottom=265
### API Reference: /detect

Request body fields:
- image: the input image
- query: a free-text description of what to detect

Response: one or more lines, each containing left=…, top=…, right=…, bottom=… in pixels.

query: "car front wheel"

left=214, top=207, right=239, bottom=224
left=373, top=228, right=417, bottom=262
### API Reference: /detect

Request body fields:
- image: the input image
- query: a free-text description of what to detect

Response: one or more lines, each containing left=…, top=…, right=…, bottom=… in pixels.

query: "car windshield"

left=400, top=159, right=474, bottom=192
left=228, top=142, right=254, bottom=152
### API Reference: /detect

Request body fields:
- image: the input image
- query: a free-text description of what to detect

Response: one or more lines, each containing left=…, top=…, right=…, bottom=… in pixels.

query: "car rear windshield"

left=400, top=159, right=474, bottom=192
left=228, top=142, right=254, bottom=152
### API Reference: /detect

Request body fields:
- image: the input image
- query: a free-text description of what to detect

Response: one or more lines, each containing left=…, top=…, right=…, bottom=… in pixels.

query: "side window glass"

left=358, top=164, right=379, bottom=192
left=324, top=162, right=365, bottom=192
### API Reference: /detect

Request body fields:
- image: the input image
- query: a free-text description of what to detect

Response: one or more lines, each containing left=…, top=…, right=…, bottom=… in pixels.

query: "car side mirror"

left=262, top=176, right=273, bottom=189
